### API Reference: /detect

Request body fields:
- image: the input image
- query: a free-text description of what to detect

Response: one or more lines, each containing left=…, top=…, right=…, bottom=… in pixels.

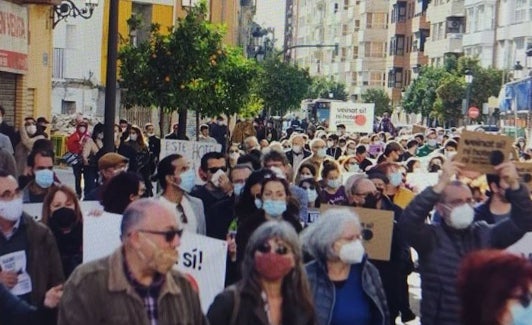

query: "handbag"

left=62, top=151, right=82, bottom=166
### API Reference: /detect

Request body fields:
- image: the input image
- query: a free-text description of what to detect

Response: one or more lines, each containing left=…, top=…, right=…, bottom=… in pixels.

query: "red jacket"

left=66, top=131, right=89, bottom=154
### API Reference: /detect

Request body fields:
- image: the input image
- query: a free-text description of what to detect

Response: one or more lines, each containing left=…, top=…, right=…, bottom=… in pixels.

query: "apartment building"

left=51, top=0, right=242, bottom=121
left=385, top=0, right=430, bottom=106
left=292, top=0, right=389, bottom=100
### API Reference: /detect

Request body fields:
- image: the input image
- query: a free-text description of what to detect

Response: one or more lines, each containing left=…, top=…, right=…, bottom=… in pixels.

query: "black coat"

left=285, top=149, right=311, bottom=168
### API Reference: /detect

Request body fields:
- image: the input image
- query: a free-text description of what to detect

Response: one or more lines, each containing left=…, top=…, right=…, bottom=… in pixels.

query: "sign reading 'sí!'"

left=0, top=1, right=28, bottom=74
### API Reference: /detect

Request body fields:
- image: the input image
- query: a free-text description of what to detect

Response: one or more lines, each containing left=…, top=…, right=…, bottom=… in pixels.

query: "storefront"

left=0, top=0, right=29, bottom=125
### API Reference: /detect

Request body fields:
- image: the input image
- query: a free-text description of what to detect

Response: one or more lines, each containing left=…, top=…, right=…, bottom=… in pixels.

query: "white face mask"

left=129, top=134, right=138, bottom=141
left=348, top=163, right=360, bottom=173
left=317, top=148, right=327, bottom=158
left=445, top=203, right=475, bottom=229
left=26, top=125, right=37, bottom=135
left=338, top=240, right=365, bottom=264
left=306, top=188, right=318, bottom=202
left=327, top=141, right=334, bottom=148
left=300, top=173, right=313, bottom=180
left=292, top=145, right=302, bottom=153
left=445, top=151, right=457, bottom=160
left=78, top=127, right=87, bottom=134
left=97, top=133, right=104, bottom=140
left=229, top=152, right=239, bottom=160
left=346, top=148, right=356, bottom=155
left=0, top=197, right=23, bottom=222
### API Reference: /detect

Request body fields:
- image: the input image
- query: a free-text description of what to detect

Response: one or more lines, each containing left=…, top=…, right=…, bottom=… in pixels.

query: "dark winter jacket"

left=399, top=185, right=532, bottom=325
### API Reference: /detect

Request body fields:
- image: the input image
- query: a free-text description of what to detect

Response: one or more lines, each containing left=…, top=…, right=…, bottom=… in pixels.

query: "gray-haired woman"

left=207, top=221, right=316, bottom=325
left=301, top=208, right=389, bottom=325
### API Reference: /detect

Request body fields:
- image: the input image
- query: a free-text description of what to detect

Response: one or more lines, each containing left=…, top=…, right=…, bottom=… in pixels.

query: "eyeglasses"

left=257, top=242, right=290, bottom=255
left=138, top=229, right=184, bottom=243
left=207, top=166, right=227, bottom=173
left=511, top=292, right=532, bottom=308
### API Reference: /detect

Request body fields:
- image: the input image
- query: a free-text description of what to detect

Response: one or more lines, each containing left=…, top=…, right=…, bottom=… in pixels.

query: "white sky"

left=255, top=0, right=286, bottom=49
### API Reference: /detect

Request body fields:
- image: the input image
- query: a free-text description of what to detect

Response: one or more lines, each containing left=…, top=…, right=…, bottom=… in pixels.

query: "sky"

left=255, top=0, right=286, bottom=49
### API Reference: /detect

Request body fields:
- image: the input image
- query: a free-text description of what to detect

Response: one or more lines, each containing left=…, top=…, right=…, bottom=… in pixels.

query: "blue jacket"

left=305, top=258, right=389, bottom=325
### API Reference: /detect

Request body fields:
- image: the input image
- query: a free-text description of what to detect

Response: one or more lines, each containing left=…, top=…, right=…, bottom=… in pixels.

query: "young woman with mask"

left=298, top=178, right=320, bottom=224
left=41, top=185, right=83, bottom=278
left=208, top=221, right=316, bottom=325
left=81, top=123, right=105, bottom=197
left=301, top=208, right=389, bottom=325
left=236, top=176, right=302, bottom=270
left=118, top=125, right=153, bottom=197
left=319, top=160, right=348, bottom=205
left=294, top=163, right=317, bottom=185
left=371, top=162, right=415, bottom=210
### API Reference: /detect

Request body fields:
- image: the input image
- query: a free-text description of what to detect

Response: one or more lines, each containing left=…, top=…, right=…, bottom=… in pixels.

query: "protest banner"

left=412, top=125, right=427, bottom=135
left=328, top=102, right=375, bottom=134
left=454, top=130, right=514, bottom=174
left=319, top=205, right=394, bottom=261
left=83, top=214, right=227, bottom=312
left=23, top=201, right=103, bottom=222
left=160, top=139, right=222, bottom=183
left=514, top=161, right=532, bottom=189
left=507, top=232, right=532, bottom=262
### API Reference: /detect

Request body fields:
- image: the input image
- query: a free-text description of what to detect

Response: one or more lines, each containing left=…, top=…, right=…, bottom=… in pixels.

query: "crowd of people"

left=0, top=104, right=531, bottom=325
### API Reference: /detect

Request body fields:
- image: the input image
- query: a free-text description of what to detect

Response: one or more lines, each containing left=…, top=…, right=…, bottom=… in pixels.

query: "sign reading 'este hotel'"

left=0, top=0, right=28, bottom=74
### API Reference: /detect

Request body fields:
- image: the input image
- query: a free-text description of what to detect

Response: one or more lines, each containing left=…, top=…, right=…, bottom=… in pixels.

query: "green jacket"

left=58, top=248, right=208, bottom=325
left=416, top=144, right=439, bottom=157
left=22, top=213, right=65, bottom=306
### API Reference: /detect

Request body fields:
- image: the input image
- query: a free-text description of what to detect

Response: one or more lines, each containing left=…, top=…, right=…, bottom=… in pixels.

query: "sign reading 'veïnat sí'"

left=455, top=131, right=514, bottom=174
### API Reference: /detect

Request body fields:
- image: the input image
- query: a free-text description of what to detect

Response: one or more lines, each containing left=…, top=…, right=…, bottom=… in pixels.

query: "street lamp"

left=52, top=0, right=98, bottom=28
left=513, top=61, right=524, bottom=80
left=464, top=69, right=473, bottom=125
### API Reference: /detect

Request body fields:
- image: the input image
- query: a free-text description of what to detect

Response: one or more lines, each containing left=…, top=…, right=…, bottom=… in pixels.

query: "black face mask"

left=429, top=164, right=441, bottom=173
left=363, top=194, right=379, bottom=209
left=49, top=207, right=77, bottom=230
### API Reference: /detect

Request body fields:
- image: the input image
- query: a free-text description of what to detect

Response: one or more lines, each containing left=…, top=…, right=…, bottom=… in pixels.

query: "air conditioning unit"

left=447, top=20, right=460, bottom=29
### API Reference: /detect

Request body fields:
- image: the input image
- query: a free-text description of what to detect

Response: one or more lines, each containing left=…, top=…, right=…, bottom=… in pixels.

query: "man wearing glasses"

left=58, top=198, right=207, bottom=325
left=400, top=160, right=532, bottom=325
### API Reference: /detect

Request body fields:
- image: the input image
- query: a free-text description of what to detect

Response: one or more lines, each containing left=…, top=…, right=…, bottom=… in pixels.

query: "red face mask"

left=254, top=252, right=294, bottom=281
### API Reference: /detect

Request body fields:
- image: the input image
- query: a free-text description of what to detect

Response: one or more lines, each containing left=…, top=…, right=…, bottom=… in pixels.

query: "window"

left=391, top=2, right=407, bottom=23
left=354, top=19, right=360, bottom=31
left=364, top=42, right=386, bottom=57
left=61, top=100, right=76, bottom=114
left=366, top=13, right=387, bottom=29
left=353, top=46, right=359, bottom=59
left=52, top=48, right=65, bottom=79
left=369, top=72, right=385, bottom=86
left=514, top=0, right=529, bottom=22
left=351, top=72, right=357, bottom=86
left=389, top=35, right=405, bottom=56
left=342, top=24, right=349, bottom=35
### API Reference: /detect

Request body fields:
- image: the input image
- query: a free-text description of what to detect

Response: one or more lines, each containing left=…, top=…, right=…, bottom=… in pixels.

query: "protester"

left=371, top=162, right=415, bottom=209
left=81, top=123, right=104, bottom=197
left=210, top=116, right=229, bottom=152
left=66, top=120, right=90, bottom=198
left=84, top=152, right=129, bottom=201
left=118, top=125, right=153, bottom=197
left=286, top=134, right=311, bottom=173
left=319, top=160, right=348, bottom=205
left=294, top=162, right=318, bottom=185
left=299, top=138, right=328, bottom=177
left=36, top=117, right=50, bottom=139
left=40, top=185, right=83, bottom=278
left=22, top=149, right=59, bottom=203
left=301, top=208, right=390, bottom=325
left=0, top=169, right=64, bottom=316
left=457, top=249, right=532, bottom=325
left=400, top=139, right=419, bottom=162
left=0, top=105, right=16, bottom=150
left=0, top=132, right=13, bottom=155
left=156, top=154, right=206, bottom=235
left=198, top=124, right=217, bottom=143
left=474, top=174, right=512, bottom=224
left=243, top=136, right=260, bottom=154
left=208, top=221, right=316, bottom=325
left=326, top=134, right=342, bottom=160
left=144, top=122, right=161, bottom=178
left=399, top=159, right=532, bottom=325
left=340, top=154, right=361, bottom=173
left=101, top=171, right=144, bottom=214
left=58, top=198, right=207, bottom=325
left=15, top=117, right=46, bottom=176
left=354, top=144, right=373, bottom=172
left=416, top=130, right=440, bottom=157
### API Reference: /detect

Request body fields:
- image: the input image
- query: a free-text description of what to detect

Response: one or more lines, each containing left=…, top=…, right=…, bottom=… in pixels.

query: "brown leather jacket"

left=58, top=248, right=208, bottom=325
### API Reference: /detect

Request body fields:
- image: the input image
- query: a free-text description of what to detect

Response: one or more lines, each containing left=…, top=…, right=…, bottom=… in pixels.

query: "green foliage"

left=118, top=1, right=257, bottom=135
left=307, top=76, right=348, bottom=100
left=360, top=88, right=391, bottom=117
left=253, top=58, right=312, bottom=116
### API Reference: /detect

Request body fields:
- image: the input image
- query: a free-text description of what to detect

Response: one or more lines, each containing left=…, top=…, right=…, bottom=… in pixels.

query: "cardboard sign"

left=328, top=102, right=375, bottom=133
left=319, top=205, right=394, bottom=261
left=160, top=140, right=222, bottom=184
left=507, top=232, right=532, bottom=262
left=412, top=125, right=427, bottom=135
left=455, top=131, right=514, bottom=174
left=83, top=214, right=227, bottom=312
left=514, top=162, right=532, bottom=189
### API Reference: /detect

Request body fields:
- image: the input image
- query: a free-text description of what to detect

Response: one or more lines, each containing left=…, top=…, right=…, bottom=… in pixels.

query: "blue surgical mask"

left=317, top=148, right=327, bottom=158
left=389, top=172, right=402, bottom=187
left=262, top=199, right=287, bottom=218
left=348, top=163, right=360, bottom=173
left=233, top=183, right=244, bottom=196
left=510, top=303, right=532, bottom=325
left=306, top=189, right=318, bottom=202
left=327, top=179, right=341, bottom=189
left=254, top=198, right=262, bottom=209
left=178, top=169, right=196, bottom=193
left=35, top=169, right=54, bottom=189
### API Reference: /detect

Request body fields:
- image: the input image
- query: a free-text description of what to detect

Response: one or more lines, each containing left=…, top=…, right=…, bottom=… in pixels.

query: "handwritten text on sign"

left=329, top=102, right=375, bottom=134
left=455, top=131, right=514, bottom=174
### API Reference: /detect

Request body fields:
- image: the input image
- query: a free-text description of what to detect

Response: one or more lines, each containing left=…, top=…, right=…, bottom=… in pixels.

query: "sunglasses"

left=207, top=166, right=227, bottom=173
left=302, top=185, right=316, bottom=190
left=138, top=229, right=184, bottom=243
left=257, top=242, right=290, bottom=255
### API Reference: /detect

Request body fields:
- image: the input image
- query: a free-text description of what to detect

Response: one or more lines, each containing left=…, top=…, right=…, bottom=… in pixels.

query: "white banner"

left=507, top=232, right=532, bottom=262
left=23, top=201, right=103, bottom=222
left=83, top=214, right=227, bottom=312
left=328, top=102, right=375, bottom=133
left=160, top=139, right=222, bottom=184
